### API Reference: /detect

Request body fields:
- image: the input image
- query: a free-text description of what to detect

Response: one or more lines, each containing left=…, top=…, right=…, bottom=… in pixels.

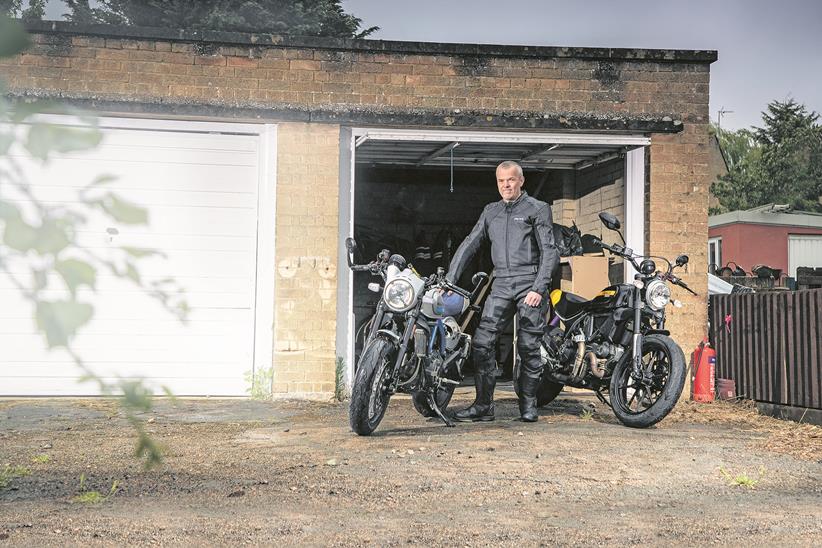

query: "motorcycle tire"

left=411, top=385, right=456, bottom=418
left=349, top=338, right=396, bottom=436
left=513, top=358, right=564, bottom=407
left=609, top=334, right=686, bottom=428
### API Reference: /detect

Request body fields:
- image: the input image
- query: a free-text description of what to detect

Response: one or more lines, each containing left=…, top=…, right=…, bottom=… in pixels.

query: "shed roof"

left=709, top=204, right=822, bottom=229
left=24, top=20, right=718, bottom=64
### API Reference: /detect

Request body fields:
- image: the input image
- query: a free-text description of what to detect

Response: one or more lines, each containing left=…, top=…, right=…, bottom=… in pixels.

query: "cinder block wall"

left=4, top=24, right=713, bottom=395
left=273, top=123, right=340, bottom=397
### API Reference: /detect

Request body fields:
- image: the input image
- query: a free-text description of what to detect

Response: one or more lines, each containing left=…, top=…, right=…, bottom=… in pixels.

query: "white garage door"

left=0, top=118, right=276, bottom=396
left=789, top=234, right=822, bottom=278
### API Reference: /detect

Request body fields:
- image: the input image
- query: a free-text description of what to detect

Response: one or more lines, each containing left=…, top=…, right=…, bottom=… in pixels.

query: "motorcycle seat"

left=550, top=289, right=589, bottom=319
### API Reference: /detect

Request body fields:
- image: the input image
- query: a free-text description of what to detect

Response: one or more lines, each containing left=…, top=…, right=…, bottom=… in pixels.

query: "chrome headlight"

left=645, top=279, right=671, bottom=310
left=383, top=278, right=416, bottom=312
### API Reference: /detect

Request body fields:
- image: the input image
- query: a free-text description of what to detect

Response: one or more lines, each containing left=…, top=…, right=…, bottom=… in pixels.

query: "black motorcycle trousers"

left=473, top=275, right=547, bottom=391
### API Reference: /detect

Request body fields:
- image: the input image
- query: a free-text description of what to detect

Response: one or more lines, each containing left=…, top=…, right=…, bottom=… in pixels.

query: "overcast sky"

left=42, top=0, right=821, bottom=131
left=341, top=0, right=820, bottom=131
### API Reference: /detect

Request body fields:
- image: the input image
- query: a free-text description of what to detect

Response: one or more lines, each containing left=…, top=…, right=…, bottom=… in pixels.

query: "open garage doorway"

left=337, top=128, right=648, bottom=388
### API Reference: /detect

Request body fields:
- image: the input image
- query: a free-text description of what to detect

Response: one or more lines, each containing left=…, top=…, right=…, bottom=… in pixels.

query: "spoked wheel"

left=609, top=334, right=686, bottom=428
left=349, top=338, right=396, bottom=435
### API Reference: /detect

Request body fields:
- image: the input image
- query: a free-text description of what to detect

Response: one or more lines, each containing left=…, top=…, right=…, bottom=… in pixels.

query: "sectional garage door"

left=0, top=118, right=276, bottom=396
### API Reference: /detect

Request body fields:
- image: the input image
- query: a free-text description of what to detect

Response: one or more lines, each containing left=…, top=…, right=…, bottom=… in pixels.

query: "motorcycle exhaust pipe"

left=587, top=351, right=605, bottom=378
left=571, top=332, right=586, bottom=379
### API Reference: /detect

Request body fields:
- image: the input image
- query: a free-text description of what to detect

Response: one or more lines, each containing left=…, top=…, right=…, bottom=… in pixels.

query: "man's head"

left=496, top=161, right=524, bottom=202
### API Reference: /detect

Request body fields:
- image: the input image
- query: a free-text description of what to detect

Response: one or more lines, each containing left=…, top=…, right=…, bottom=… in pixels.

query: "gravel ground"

left=1, top=390, right=821, bottom=547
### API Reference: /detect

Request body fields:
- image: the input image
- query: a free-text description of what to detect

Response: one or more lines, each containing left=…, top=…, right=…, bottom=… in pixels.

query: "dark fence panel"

left=709, top=289, right=822, bottom=410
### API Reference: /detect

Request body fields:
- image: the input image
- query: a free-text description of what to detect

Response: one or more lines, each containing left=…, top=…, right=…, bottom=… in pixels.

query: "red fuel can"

left=691, top=341, right=716, bottom=402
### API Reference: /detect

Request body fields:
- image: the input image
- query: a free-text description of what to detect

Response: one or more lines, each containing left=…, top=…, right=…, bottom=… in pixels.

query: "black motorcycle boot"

left=454, top=373, right=496, bottom=422
left=518, top=374, right=540, bottom=423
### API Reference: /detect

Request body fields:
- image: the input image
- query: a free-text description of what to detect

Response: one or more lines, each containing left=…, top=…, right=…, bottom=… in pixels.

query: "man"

left=446, top=161, right=559, bottom=423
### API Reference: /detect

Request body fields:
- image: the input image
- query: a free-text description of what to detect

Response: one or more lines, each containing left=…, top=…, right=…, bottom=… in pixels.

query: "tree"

left=63, top=0, right=378, bottom=38
left=753, top=99, right=822, bottom=211
left=1, top=0, right=46, bottom=21
left=710, top=99, right=822, bottom=214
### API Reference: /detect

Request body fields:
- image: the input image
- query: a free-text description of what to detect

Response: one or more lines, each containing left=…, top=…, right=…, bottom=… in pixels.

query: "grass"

left=73, top=473, right=120, bottom=504
left=335, top=356, right=347, bottom=401
left=579, top=408, right=594, bottom=421
left=720, top=466, right=764, bottom=489
left=0, top=465, right=32, bottom=489
left=31, top=454, right=50, bottom=464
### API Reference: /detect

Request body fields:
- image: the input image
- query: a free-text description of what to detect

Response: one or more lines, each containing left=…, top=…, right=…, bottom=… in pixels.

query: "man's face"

left=496, top=165, right=524, bottom=202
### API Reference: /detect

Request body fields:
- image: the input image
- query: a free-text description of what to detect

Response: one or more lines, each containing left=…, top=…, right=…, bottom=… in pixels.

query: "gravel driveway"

left=1, top=389, right=821, bottom=546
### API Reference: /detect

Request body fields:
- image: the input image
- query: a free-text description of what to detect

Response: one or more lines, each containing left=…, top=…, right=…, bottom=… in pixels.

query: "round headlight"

left=645, top=279, right=671, bottom=310
left=383, top=279, right=416, bottom=311
left=639, top=259, right=656, bottom=276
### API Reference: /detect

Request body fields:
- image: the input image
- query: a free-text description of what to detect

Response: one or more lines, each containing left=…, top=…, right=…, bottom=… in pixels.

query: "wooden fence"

left=709, top=289, right=822, bottom=410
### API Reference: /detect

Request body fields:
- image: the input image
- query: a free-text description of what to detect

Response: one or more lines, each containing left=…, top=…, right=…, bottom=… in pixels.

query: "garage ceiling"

left=354, top=130, right=649, bottom=171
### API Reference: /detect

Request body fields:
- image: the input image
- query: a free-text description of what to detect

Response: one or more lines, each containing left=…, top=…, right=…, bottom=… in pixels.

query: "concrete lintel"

left=5, top=93, right=686, bottom=133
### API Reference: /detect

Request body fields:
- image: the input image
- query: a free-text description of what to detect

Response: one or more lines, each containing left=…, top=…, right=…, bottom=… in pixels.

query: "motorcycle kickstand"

left=427, top=393, right=455, bottom=427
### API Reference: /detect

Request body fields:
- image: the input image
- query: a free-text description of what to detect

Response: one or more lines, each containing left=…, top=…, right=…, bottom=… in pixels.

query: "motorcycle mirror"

left=470, top=272, right=489, bottom=302
left=676, top=254, right=689, bottom=267
left=344, top=237, right=358, bottom=267
left=471, top=271, right=489, bottom=288
left=599, top=212, right=621, bottom=231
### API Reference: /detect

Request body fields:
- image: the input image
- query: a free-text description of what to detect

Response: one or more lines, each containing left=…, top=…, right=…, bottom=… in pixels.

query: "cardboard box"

left=558, top=255, right=610, bottom=300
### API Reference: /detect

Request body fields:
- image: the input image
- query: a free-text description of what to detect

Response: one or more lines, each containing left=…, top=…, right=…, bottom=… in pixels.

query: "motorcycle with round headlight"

left=523, top=212, right=696, bottom=428
left=344, top=238, right=488, bottom=436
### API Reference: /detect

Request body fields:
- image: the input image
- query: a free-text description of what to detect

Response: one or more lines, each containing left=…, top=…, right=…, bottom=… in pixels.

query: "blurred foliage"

left=3, top=0, right=378, bottom=38
left=711, top=99, right=822, bottom=214
left=0, top=15, right=187, bottom=468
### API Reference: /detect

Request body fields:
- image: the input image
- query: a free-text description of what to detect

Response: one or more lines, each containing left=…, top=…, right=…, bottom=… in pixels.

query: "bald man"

left=447, top=161, right=559, bottom=422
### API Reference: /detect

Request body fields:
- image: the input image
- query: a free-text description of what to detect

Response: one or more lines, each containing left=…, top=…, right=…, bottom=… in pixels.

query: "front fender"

left=375, top=329, right=401, bottom=345
left=644, top=329, right=670, bottom=336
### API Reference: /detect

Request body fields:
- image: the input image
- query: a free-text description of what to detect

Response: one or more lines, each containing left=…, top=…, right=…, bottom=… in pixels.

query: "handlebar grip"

left=444, top=281, right=471, bottom=299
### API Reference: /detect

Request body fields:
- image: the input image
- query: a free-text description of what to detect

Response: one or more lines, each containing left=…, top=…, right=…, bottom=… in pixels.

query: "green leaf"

left=121, top=246, right=165, bottom=259
left=0, top=16, right=31, bottom=58
left=32, top=269, right=47, bottom=291
left=55, top=258, right=97, bottom=296
left=33, top=218, right=71, bottom=254
left=35, top=300, right=94, bottom=348
left=0, top=132, right=13, bottom=155
left=0, top=200, right=22, bottom=221
left=85, top=174, right=118, bottom=190
left=97, top=193, right=148, bottom=225
left=2, top=215, right=38, bottom=251
left=25, top=124, right=103, bottom=161
left=124, top=262, right=140, bottom=284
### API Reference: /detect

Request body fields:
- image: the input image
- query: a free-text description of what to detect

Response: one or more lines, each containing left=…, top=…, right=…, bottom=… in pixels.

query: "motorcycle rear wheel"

left=349, top=338, right=395, bottom=436
left=513, top=357, right=565, bottom=407
left=609, top=334, right=686, bottom=428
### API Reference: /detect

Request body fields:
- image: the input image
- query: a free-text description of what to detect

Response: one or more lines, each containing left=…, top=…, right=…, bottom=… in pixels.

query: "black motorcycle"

left=516, top=212, right=695, bottom=428
left=345, top=238, right=488, bottom=435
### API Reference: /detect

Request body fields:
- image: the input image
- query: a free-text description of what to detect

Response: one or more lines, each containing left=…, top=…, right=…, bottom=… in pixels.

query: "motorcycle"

left=345, top=238, right=488, bottom=436
left=516, top=212, right=695, bottom=428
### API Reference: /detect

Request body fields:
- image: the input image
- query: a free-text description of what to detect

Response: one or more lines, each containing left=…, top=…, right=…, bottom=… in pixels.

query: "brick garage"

left=2, top=21, right=715, bottom=398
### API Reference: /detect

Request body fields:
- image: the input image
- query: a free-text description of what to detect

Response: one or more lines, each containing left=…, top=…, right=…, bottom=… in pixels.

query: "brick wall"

left=3, top=25, right=714, bottom=394
left=272, top=123, right=340, bottom=397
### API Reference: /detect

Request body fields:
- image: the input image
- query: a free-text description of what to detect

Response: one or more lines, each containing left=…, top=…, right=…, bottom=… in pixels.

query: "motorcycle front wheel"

left=349, top=338, right=396, bottom=436
left=609, top=334, right=686, bottom=428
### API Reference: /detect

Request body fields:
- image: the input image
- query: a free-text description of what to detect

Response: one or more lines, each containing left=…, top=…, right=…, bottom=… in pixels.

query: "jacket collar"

left=502, top=191, right=528, bottom=209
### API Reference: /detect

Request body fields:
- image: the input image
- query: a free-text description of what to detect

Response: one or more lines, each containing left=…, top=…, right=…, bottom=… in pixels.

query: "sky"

left=43, top=0, right=822, bottom=131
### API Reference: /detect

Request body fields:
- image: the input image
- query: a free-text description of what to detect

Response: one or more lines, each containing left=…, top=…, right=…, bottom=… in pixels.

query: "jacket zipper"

left=505, top=205, right=511, bottom=269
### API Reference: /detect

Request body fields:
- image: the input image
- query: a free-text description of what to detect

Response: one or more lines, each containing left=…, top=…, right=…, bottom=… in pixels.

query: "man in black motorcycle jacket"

left=446, top=161, right=559, bottom=422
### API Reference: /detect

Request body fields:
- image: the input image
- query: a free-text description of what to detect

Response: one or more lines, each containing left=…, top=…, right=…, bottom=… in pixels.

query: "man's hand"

left=523, top=291, right=542, bottom=307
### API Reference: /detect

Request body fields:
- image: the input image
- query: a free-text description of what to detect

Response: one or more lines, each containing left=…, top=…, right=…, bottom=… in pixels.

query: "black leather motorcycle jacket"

left=447, top=191, right=559, bottom=295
